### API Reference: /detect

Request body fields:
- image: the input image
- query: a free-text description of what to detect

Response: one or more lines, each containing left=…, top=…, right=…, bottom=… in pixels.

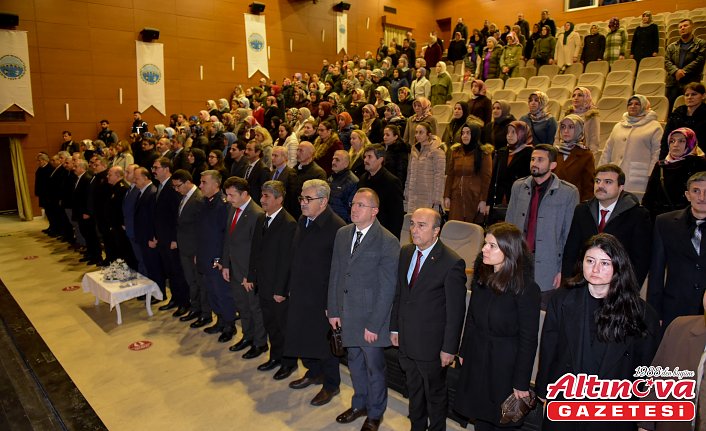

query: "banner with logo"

left=244, top=14, right=269, bottom=78
left=136, top=41, right=165, bottom=115
left=336, top=12, right=348, bottom=54
left=0, top=30, right=34, bottom=116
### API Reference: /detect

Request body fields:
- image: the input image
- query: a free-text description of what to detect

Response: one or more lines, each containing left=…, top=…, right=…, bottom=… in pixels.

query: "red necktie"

left=229, top=207, right=242, bottom=234
left=525, top=184, right=542, bottom=253
left=598, top=209, right=609, bottom=233
left=410, top=250, right=422, bottom=288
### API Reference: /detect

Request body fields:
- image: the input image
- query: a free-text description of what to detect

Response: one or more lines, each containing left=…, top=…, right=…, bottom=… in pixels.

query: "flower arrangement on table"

left=101, top=259, right=137, bottom=283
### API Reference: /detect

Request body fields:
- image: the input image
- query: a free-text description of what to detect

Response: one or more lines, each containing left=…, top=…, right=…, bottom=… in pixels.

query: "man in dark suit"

left=284, top=179, right=347, bottom=407
left=139, top=137, right=160, bottom=170
left=270, top=146, right=298, bottom=216
left=247, top=180, right=298, bottom=378
left=649, top=171, right=706, bottom=327
left=358, top=144, right=404, bottom=239
left=122, top=164, right=146, bottom=274
left=562, top=164, right=652, bottom=285
left=151, top=157, right=189, bottom=313
left=390, top=208, right=467, bottom=431
left=44, top=154, right=70, bottom=236
left=243, top=141, right=271, bottom=205
left=133, top=166, right=162, bottom=302
left=328, top=189, right=399, bottom=431
left=170, top=135, right=191, bottom=172
left=229, top=140, right=248, bottom=178
left=172, top=170, right=204, bottom=322
left=86, top=155, right=110, bottom=264
left=221, top=176, right=268, bottom=350
left=291, top=142, right=327, bottom=219
left=194, top=170, right=229, bottom=329
left=35, top=152, right=53, bottom=230
left=105, top=166, right=135, bottom=267
left=72, top=160, right=97, bottom=264
left=328, top=150, right=358, bottom=224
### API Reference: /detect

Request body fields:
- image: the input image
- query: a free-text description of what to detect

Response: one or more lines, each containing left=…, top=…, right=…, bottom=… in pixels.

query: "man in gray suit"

left=328, top=188, right=399, bottom=431
left=172, top=170, right=206, bottom=322
left=221, top=176, right=269, bottom=354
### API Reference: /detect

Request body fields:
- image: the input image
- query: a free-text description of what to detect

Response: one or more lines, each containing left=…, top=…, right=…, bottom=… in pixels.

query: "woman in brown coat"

left=554, top=114, right=595, bottom=201
left=444, top=123, right=493, bottom=222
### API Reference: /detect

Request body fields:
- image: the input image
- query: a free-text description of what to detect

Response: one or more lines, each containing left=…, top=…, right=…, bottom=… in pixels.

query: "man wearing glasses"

left=327, top=189, right=399, bottom=431
left=284, top=180, right=346, bottom=407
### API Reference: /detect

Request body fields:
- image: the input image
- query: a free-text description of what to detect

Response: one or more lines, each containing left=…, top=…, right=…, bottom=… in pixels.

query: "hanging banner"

left=136, top=41, right=166, bottom=115
left=244, top=13, right=269, bottom=78
left=336, top=12, right=348, bottom=54
left=0, top=30, right=34, bottom=116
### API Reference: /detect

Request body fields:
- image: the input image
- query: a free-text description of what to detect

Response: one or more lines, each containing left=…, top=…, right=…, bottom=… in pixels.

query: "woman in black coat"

left=630, top=11, right=660, bottom=66
left=382, top=124, right=409, bottom=185
left=580, top=25, right=605, bottom=64
left=535, top=234, right=661, bottom=431
left=454, top=222, right=541, bottom=430
left=659, top=82, right=706, bottom=158
left=490, top=101, right=515, bottom=149
left=643, top=127, right=706, bottom=221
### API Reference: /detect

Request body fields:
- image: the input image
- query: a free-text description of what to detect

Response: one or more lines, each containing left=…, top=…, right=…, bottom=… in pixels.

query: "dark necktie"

left=273, top=169, right=281, bottom=180
left=263, top=215, right=271, bottom=234
left=598, top=209, right=609, bottom=233
left=245, top=164, right=253, bottom=179
left=410, top=250, right=423, bottom=288
left=156, top=182, right=164, bottom=200
left=525, top=184, right=542, bottom=253
left=351, top=231, right=363, bottom=256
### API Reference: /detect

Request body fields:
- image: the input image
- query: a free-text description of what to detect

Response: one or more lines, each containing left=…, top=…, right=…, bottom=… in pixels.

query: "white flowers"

left=101, top=259, right=136, bottom=283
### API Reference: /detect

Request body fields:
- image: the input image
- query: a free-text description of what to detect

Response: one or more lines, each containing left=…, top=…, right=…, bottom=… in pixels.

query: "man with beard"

left=506, top=144, right=579, bottom=307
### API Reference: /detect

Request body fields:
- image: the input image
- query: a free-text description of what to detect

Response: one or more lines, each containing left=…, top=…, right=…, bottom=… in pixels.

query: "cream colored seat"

left=597, top=97, right=628, bottom=122
left=504, top=77, right=527, bottom=93
left=439, top=220, right=485, bottom=270
left=527, top=76, right=551, bottom=92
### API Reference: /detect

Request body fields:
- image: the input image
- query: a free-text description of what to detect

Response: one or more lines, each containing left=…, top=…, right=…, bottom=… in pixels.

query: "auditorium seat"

left=582, top=84, right=602, bottom=100
left=546, top=87, right=571, bottom=106
left=634, top=81, right=666, bottom=97
left=672, top=95, right=686, bottom=112
left=550, top=74, right=578, bottom=91
left=439, top=220, right=484, bottom=270
left=517, top=66, right=538, bottom=80
left=602, top=84, right=633, bottom=99
left=527, top=76, right=551, bottom=92
left=547, top=100, right=562, bottom=119
left=564, top=63, right=584, bottom=77
left=538, top=65, right=560, bottom=79
left=599, top=121, right=617, bottom=149
left=577, top=73, right=606, bottom=90
left=504, top=77, right=527, bottom=93
left=450, top=92, right=469, bottom=104
left=610, top=59, right=637, bottom=75
left=637, top=56, right=665, bottom=72
left=598, top=97, right=629, bottom=122
left=605, top=70, right=635, bottom=87
left=634, top=68, right=666, bottom=88
left=431, top=104, right=452, bottom=121
left=492, top=89, right=517, bottom=102
left=485, top=78, right=504, bottom=94
left=517, top=88, right=539, bottom=102
left=509, top=101, right=529, bottom=118
left=584, top=61, right=610, bottom=76
left=647, top=96, right=670, bottom=122
left=452, top=81, right=463, bottom=93
left=399, top=213, right=412, bottom=246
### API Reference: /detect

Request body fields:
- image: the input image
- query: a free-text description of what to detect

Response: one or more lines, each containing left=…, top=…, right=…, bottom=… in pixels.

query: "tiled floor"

left=0, top=216, right=469, bottom=431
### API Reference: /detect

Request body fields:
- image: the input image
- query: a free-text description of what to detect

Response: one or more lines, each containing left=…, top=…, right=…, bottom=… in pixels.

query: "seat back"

left=577, top=72, right=606, bottom=90
left=582, top=84, right=602, bottom=100
left=509, top=101, right=530, bottom=118
left=638, top=56, right=665, bottom=72
left=597, top=97, right=628, bottom=122
left=635, top=68, right=667, bottom=88
left=672, top=95, right=686, bottom=112
left=431, top=104, right=453, bottom=122
left=450, top=92, right=470, bottom=104
left=399, top=213, right=413, bottom=246
left=547, top=100, right=562, bottom=119
left=634, top=82, right=666, bottom=98
left=492, top=89, right=517, bottom=102
left=452, top=81, right=463, bottom=93
left=610, top=58, right=637, bottom=75
left=564, top=63, right=584, bottom=77
left=538, top=64, right=560, bottom=79
left=485, top=78, right=505, bottom=94
left=605, top=70, right=635, bottom=87
left=546, top=87, right=571, bottom=105
left=439, top=221, right=485, bottom=269
left=504, top=77, right=527, bottom=93
left=527, top=76, right=551, bottom=92
left=647, top=95, right=670, bottom=122
left=517, top=88, right=538, bottom=102
left=601, top=83, right=633, bottom=99
left=517, top=66, right=538, bottom=80
left=550, top=74, right=578, bottom=90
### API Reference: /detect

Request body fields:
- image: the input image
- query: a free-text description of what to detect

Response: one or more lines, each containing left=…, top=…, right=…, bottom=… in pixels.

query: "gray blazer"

left=176, top=188, right=204, bottom=257
left=221, top=199, right=264, bottom=282
left=505, top=173, right=579, bottom=291
left=327, top=219, right=399, bottom=347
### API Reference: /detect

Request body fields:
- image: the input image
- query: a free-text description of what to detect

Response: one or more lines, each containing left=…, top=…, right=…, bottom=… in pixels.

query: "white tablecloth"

left=82, top=271, right=163, bottom=310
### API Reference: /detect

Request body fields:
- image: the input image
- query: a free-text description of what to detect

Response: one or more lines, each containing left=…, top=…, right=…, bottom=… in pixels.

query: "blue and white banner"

left=0, top=30, right=34, bottom=116
left=336, top=12, right=348, bottom=54
left=244, top=13, right=269, bottom=78
left=136, top=41, right=165, bottom=115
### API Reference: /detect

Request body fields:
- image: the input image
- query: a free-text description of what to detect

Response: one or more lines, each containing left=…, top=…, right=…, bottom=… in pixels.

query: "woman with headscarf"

left=424, top=34, right=443, bottom=72
left=604, top=17, right=628, bottom=65
left=476, top=37, right=503, bottom=80
left=405, top=121, right=447, bottom=213
left=293, top=108, right=314, bottom=138
left=430, top=62, right=453, bottom=107
left=554, top=22, right=582, bottom=72
left=198, top=110, right=211, bottom=124
left=336, top=112, right=354, bottom=151
left=599, top=95, right=663, bottom=195
left=520, top=91, right=558, bottom=145
left=112, top=140, right=134, bottom=171
left=253, top=126, right=273, bottom=169
left=382, top=124, right=409, bottom=185
left=373, top=86, right=392, bottom=118
left=524, top=24, right=540, bottom=63
left=499, top=32, right=522, bottom=80
left=217, top=98, right=230, bottom=117
left=389, top=68, right=409, bottom=104
left=443, top=101, right=470, bottom=145
left=642, top=127, right=706, bottom=221
left=554, top=114, right=595, bottom=201
left=298, top=119, right=318, bottom=145
left=348, top=129, right=371, bottom=178
left=403, top=96, right=438, bottom=146
left=221, top=113, right=235, bottom=133
left=309, top=90, right=322, bottom=116
left=448, top=31, right=467, bottom=63
left=206, top=99, right=220, bottom=119
left=486, top=120, right=534, bottom=222
left=580, top=25, right=606, bottom=64
left=531, top=25, right=556, bottom=67
left=444, top=122, right=493, bottom=222
left=361, top=104, right=384, bottom=144
left=222, top=131, right=238, bottom=171
left=273, top=122, right=299, bottom=168
left=630, top=11, right=659, bottom=67
left=208, top=121, right=226, bottom=151
left=561, top=87, right=601, bottom=157
left=263, top=96, right=281, bottom=136
left=348, top=88, right=367, bottom=126
left=397, top=86, right=415, bottom=118
left=410, top=67, right=431, bottom=100
left=468, top=79, right=493, bottom=125
left=186, top=147, right=208, bottom=187
left=312, top=119, right=343, bottom=175
left=491, top=101, right=516, bottom=149
left=293, top=88, right=310, bottom=109
left=383, top=103, right=406, bottom=137
left=285, top=107, right=299, bottom=129
left=660, top=82, right=706, bottom=158
left=233, top=108, right=251, bottom=140
left=317, top=101, right=336, bottom=125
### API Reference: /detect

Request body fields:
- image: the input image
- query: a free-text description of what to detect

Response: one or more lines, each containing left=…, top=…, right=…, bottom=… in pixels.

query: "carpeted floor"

left=0, top=216, right=469, bottom=431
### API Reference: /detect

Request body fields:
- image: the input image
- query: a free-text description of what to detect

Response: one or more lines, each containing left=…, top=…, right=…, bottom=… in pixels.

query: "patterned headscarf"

left=665, top=127, right=700, bottom=163
left=412, top=97, right=433, bottom=121
left=572, top=87, right=596, bottom=115
left=608, top=17, right=620, bottom=32
left=472, top=79, right=488, bottom=97
left=625, top=94, right=651, bottom=123
left=507, top=120, right=534, bottom=150
left=385, top=103, right=402, bottom=119
left=375, top=86, right=392, bottom=103
left=640, top=11, right=653, bottom=26
left=506, top=31, right=521, bottom=46
left=557, top=114, right=585, bottom=155
left=528, top=91, right=550, bottom=122
left=362, top=104, right=379, bottom=119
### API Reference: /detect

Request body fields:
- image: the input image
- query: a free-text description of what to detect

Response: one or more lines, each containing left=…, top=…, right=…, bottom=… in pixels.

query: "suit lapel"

left=563, top=289, right=585, bottom=372
left=350, top=221, right=380, bottom=262
left=400, top=245, right=415, bottom=289
left=412, top=240, right=443, bottom=289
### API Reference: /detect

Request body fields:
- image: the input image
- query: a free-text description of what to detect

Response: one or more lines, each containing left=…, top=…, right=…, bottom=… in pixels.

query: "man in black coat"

left=291, top=142, right=327, bottom=219
left=229, top=140, right=248, bottom=178
left=247, top=180, right=298, bottom=379
left=45, top=153, right=72, bottom=237
left=243, top=140, right=271, bottom=205
left=72, top=160, right=99, bottom=264
left=133, top=167, right=162, bottom=301
left=562, top=165, right=652, bottom=285
left=151, top=157, right=189, bottom=312
left=270, top=146, right=298, bottom=216
left=358, top=144, right=404, bottom=239
left=87, top=155, right=110, bottom=263
left=105, top=166, right=135, bottom=267
left=35, top=153, right=54, bottom=232
left=327, top=150, right=358, bottom=223
left=390, top=208, right=467, bottom=431
left=649, top=171, right=706, bottom=328
left=284, top=179, right=346, bottom=407
left=169, top=135, right=191, bottom=172
left=486, top=143, right=533, bottom=223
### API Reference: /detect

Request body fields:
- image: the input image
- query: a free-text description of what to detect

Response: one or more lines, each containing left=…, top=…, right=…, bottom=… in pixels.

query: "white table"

left=81, top=271, right=163, bottom=325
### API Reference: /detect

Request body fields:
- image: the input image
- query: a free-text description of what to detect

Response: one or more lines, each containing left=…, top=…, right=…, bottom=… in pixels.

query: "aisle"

left=0, top=217, right=466, bottom=431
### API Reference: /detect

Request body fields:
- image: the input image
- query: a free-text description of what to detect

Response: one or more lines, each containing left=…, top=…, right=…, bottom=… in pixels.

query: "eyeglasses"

left=298, top=196, right=324, bottom=203
left=151, top=165, right=162, bottom=170
left=172, top=182, right=183, bottom=189
left=349, top=202, right=377, bottom=209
